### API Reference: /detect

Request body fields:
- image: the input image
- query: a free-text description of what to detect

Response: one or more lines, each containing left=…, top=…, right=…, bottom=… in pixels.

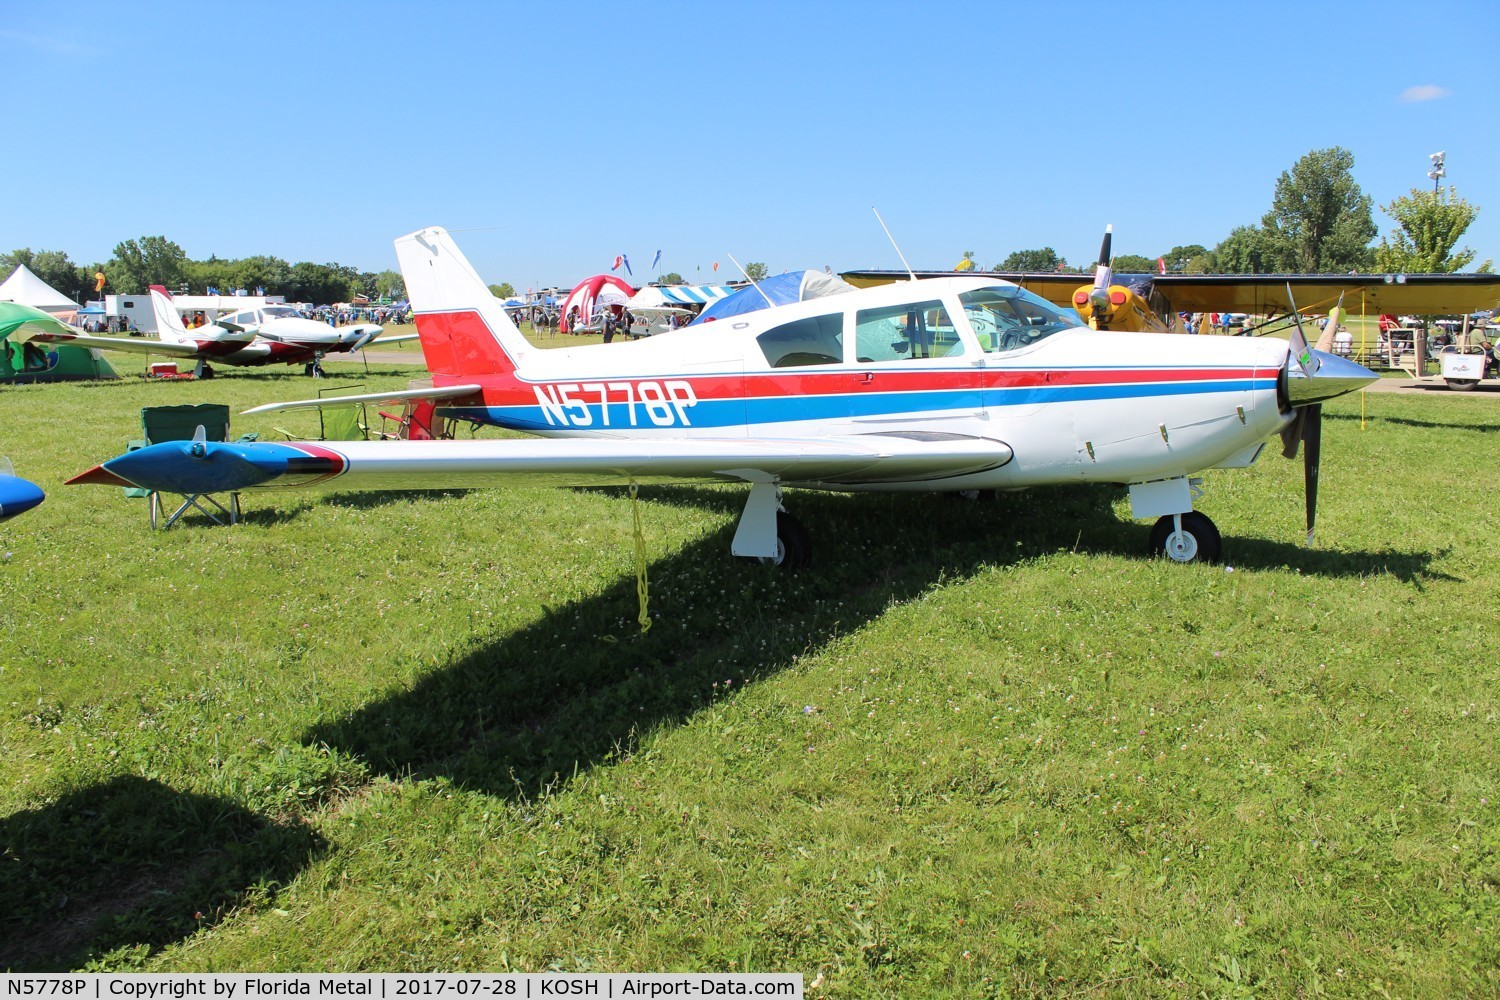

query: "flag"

left=1156, top=257, right=1166, bottom=275
left=712, top=261, right=719, bottom=272
left=650, top=250, right=661, bottom=272
left=954, top=257, right=974, bottom=272
left=620, top=254, right=632, bottom=277
left=206, top=285, right=219, bottom=295
left=612, top=255, right=623, bottom=272
left=93, top=271, right=106, bottom=292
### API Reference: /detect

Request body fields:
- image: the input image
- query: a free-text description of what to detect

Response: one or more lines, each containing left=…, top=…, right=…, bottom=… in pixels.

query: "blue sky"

left=5, top=0, right=1497, bottom=290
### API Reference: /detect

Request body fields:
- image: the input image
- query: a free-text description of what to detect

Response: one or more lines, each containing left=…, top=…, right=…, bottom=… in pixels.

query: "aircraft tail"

left=394, top=227, right=530, bottom=379
left=148, top=286, right=193, bottom=344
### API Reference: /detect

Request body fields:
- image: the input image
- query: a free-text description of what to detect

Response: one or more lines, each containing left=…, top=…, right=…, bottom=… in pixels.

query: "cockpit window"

left=854, top=300, right=963, bottom=362
left=959, top=286, right=1081, bottom=353
left=262, top=306, right=298, bottom=319
left=757, top=313, right=844, bottom=367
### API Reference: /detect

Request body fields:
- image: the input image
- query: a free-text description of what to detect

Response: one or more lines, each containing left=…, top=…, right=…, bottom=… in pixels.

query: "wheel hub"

left=1165, top=529, right=1198, bottom=562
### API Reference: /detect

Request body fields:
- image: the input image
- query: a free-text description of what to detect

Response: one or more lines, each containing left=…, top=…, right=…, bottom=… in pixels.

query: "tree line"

left=980, top=147, right=1490, bottom=276
left=0, top=236, right=405, bottom=306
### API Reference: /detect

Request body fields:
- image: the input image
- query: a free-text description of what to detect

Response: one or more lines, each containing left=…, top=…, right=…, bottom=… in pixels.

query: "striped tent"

left=626, top=284, right=737, bottom=311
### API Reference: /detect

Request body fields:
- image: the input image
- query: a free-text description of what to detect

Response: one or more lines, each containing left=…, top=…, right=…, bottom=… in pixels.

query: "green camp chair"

left=316, top=384, right=370, bottom=442
left=126, top=403, right=255, bottom=529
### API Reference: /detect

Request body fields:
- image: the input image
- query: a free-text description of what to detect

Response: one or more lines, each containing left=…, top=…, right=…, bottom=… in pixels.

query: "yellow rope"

left=629, top=482, right=651, bottom=633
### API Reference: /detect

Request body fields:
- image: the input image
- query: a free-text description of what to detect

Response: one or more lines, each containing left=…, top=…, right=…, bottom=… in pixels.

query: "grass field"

left=1, top=350, right=1497, bottom=994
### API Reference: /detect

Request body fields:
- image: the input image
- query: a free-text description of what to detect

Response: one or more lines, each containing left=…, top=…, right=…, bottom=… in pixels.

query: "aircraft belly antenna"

left=872, top=207, right=917, bottom=281
left=727, top=252, right=775, bottom=307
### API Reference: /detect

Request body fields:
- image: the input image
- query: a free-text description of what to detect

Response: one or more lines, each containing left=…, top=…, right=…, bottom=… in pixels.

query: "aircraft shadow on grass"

left=302, top=484, right=1446, bottom=800
left=0, top=775, right=322, bottom=972
left=1325, top=411, right=1500, bottom=434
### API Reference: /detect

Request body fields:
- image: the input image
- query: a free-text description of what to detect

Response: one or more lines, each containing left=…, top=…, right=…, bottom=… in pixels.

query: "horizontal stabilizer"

left=241, top=383, right=484, bottom=416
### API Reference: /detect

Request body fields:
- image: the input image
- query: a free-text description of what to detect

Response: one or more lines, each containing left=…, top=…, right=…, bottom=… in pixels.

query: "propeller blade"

left=1092, top=224, right=1113, bottom=290
left=1279, top=407, right=1307, bottom=459
left=1302, top=403, right=1322, bottom=546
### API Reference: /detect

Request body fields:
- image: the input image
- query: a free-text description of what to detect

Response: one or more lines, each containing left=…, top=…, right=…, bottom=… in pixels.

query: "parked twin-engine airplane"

left=70, top=226, right=1380, bottom=565
left=20, top=288, right=413, bottom=378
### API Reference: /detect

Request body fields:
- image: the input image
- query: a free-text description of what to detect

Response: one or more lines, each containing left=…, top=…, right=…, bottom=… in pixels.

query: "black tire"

left=764, top=511, right=812, bottom=569
left=1447, top=379, right=1479, bottom=392
left=200, top=365, right=215, bottom=380
left=1148, top=511, right=1222, bottom=563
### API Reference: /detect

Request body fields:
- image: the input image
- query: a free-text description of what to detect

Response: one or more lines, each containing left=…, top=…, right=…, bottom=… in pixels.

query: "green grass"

left=1, top=359, right=1497, bottom=994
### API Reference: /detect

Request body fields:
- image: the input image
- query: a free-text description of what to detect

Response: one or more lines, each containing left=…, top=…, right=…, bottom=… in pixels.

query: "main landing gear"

left=732, top=482, right=812, bottom=569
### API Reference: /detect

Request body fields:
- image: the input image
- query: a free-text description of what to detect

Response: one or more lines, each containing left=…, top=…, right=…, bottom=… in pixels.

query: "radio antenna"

left=872, top=207, right=917, bottom=281
left=726, top=252, right=775, bottom=307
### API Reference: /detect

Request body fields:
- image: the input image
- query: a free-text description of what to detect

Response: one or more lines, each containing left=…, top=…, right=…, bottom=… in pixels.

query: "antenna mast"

left=726, top=252, right=775, bottom=307
left=872, top=207, right=917, bottom=281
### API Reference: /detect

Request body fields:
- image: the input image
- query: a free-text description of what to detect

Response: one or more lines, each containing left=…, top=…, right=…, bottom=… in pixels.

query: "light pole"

left=1427, top=150, right=1445, bottom=196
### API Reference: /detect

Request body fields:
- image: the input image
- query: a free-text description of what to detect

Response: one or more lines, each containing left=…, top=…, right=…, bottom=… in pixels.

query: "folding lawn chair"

left=125, top=403, right=256, bottom=529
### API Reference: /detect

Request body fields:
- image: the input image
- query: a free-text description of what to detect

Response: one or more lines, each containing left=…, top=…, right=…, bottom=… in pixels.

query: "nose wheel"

left=1149, top=511, right=1221, bottom=563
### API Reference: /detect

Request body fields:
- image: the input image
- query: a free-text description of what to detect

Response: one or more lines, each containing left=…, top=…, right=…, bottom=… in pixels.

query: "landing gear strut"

left=732, top=481, right=812, bottom=569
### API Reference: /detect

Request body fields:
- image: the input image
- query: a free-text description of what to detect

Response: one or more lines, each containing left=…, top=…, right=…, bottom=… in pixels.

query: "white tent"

left=0, top=264, right=80, bottom=316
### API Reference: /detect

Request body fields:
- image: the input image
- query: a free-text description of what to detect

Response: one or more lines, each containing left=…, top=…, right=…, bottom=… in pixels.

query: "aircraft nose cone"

left=1287, top=349, right=1379, bottom=406
left=0, top=475, right=45, bottom=521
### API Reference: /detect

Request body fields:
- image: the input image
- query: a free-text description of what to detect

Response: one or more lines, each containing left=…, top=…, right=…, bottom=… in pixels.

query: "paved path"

left=1363, top=376, right=1500, bottom=397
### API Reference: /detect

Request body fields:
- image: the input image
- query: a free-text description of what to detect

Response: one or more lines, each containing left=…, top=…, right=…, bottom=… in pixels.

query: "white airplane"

left=69, top=226, right=1378, bottom=565
left=21, top=287, right=414, bottom=378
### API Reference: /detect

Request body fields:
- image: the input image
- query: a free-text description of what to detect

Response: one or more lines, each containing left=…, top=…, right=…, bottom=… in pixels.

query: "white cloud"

left=0, top=30, right=98, bottom=58
left=1399, top=84, right=1452, bottom=103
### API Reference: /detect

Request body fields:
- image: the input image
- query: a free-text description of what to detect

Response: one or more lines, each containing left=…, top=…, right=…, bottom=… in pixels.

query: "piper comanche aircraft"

left=68, top=226, right=1379, bottom=566
left=20, top=287, right=409, bottom=378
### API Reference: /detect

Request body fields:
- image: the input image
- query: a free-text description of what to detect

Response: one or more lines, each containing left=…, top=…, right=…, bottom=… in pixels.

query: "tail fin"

left=149, top=286, right=193, bottom=343
left=394, top=227, right=531, bottom=380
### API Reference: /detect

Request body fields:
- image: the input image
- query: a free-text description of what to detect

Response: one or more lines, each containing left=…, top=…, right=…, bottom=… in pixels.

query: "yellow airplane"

left=844, top=226, right=1500, bottom=336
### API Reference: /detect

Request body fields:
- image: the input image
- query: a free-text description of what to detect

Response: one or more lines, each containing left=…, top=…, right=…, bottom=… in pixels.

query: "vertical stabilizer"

left=394, top=227, right=530, bottom=380
left=149, top=286, right=193, bottom=344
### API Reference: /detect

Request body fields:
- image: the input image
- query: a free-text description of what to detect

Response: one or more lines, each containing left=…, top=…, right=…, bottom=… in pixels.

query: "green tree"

left=1214, top=226, right=1272, bottom=274
left=0, top=248, right=86, bottom=302
left=1110, top=253, right=1157, bottom=273
left=287, top=261, right=359, bottom=305
left=488, top=283, right=516, bottom=299
left=1373, top=187, right=1490, bottom=273
left=1162, top=244, right=1215, bottom=273
left=372, top=269, right=406, bottom=300
left=107, top=236, right=188, bottom=294
left=1259, top=147, right=1376, bottom=272
left=994, top=247, right=1068, bottom=272
left=657, top=272, right=684, bottom=285
left=744, top=262, right=769, bottom=281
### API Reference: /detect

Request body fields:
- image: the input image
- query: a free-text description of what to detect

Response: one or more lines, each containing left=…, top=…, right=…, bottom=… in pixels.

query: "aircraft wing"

left=1144, top=273, right=1500, bottom=314
left=17, top=329, right=207, bottom=358
left=241, top=383, right=485, bottom=415
left=841, top=268, right=1500, bottom=314
left=69, top=432, right=1014, bottom=494
left=368, top=332, right=421, bottom=345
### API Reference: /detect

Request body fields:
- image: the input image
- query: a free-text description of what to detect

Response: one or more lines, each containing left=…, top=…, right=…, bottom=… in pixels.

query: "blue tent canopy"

left=691, top=271, right=853, bottom=325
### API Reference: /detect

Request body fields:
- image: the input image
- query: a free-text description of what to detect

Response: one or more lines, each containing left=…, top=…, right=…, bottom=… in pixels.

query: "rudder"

left=394, top=227, right=530, bottom=379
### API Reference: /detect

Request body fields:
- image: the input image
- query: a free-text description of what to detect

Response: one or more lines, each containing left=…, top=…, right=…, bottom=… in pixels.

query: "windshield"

left=262, top=306, right=299, bottom=319
left=959, top=285, right=1082, bottom=354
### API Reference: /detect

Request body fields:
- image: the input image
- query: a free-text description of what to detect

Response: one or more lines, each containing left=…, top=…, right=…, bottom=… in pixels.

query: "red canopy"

left=559, top=274, right=635, bottom=334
